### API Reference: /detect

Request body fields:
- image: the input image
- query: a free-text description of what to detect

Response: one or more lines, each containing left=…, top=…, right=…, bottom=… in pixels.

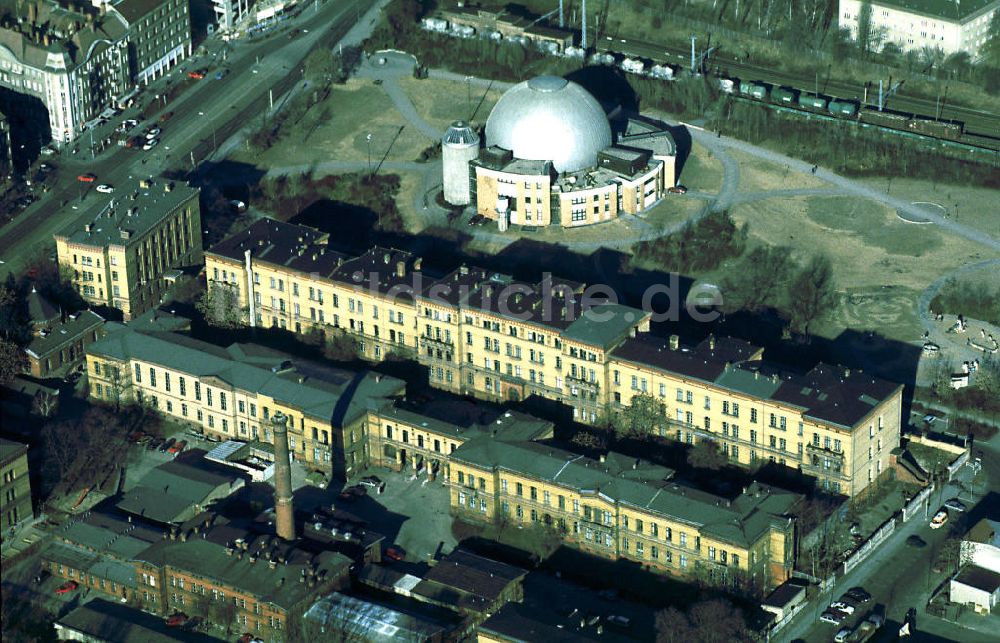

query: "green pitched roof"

left=562, top=303, right=647, bottom=349
left=452, top=441, right=801, bottom=547
left=88, top=324, right=406, bottom=425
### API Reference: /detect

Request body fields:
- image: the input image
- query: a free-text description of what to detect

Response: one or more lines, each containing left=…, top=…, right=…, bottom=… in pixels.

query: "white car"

left=145, top=126, right=161, bottom=139
left=930, top=509, right=948, bottom=529
left=142, top=138, right=159, bottom=151
left=820, top=611, right=845, bottom=625
left=835, top=627, right=852, bottom=643
left=830, top=601, right=856, bottom=615
left=95, top=184, right=114, bottom=194
left=944, top=498, right=967, bottom=512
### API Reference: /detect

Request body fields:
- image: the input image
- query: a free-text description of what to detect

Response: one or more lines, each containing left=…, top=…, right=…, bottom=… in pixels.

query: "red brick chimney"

left=270, top=412, right=296, bottom=541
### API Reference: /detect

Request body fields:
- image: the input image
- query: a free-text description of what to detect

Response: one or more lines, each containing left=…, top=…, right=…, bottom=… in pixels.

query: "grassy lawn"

left=804, top=196, right=944, bottom=257
left=397, top=77, right=505, bottom=132
left=230, top=80, right=435, bottom=167
left=858, top=176, right=1000, bottom=239
left=677, top=142, right=724, bottom=191
left=726, top=150, right=829, bottom=192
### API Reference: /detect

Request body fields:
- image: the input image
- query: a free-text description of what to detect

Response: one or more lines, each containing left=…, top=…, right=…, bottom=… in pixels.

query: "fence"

left=948, top=450, right=971, bottom=480
left=901, top=483, right=935, bottom=522
left=843, top=517, right=896, bottom=575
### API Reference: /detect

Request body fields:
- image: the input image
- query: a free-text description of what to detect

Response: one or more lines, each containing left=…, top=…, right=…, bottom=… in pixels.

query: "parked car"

left=165, top=612, right=188, bottom=627
left=160, top=111, right=175, bottom=122
left=128, top=431, right=145, bottom=444
left=145, top=126, right=161, bottom=139
left=77, top=173, right=97, bottom=182
left=229, top=199, right=247, bottom=213
left=606, top=615, right=631, bottom=628
left=96, top=184, right=114, bottom=193
left=359, top=475, right=384, bottom=492
left=187, top=69, right=207, bottom=79
left=385, top=545, right=406, bottom=561
left=146, top=438, right=164, bottom=451
left=159, top=437, right=176, bottom=452
left=142, top=138, right=159, bottom=151
left=930, top=509, right=948, bottom=529
left=54, top=580, right=78, bottom=595
left=667, top=184, right=688, bottom=194
left=126, top=136, right=144, bottom=148
left=468, top=214, right=483, bottom=226
left=834, top=627, right=852, bottom=642
left=845, top=587, right=872, bottom=603
left=830, top=600, right=856, bottom=615
left=944, top=498, right=967, bottom=512
left=906, top=534, right=927, bottom=548
left=215, top=69, right=230, bottom=80
left=168, top=440, right=187, bottom=454
left=819, top=610, right=846, bottom=625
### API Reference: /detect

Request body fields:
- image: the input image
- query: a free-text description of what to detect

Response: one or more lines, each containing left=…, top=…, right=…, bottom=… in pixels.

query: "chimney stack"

left=271, top=412, right=296, bottom=541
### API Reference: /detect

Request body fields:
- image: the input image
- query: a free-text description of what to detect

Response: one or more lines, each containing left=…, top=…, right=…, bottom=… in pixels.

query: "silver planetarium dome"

left=485, top=76, right=612, bottom=173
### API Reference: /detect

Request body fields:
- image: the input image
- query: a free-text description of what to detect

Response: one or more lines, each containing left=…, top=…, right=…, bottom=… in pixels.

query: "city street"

left=778, top=448, right=996, bottom=643
left=0, top=0, right=376, bottom=278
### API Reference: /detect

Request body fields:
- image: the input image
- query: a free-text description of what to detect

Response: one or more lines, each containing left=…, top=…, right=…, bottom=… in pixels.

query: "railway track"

left=598, top=36, right=1000, bottom=143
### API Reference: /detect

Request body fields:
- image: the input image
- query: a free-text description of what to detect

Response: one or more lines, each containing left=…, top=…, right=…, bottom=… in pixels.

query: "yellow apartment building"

left=448, top=439, right=801, bottom=591
left=1, top=438, right=32, bottom=539
left=85, top=321, right=405, bottom=480
left=204, top=219, right=904, bottom=497
left=607, top=334, right=904, bottom=497
left=367, top=404, right=554, bottom=480
left=55, top=178, right=202, bottom=320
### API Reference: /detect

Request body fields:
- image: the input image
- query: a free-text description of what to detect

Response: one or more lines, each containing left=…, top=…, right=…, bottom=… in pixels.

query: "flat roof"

left=0, top=437, right=28, bottom=464
left=953, top=565, right=1000, bottom=592
left=56, top=179, right=198, bottom=249
left=865, top=0, right=997, bottom=22
left=56, top=598, right=221, bottom=643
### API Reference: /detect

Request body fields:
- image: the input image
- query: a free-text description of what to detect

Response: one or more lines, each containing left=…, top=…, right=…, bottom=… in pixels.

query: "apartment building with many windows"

left=1, top=438, right=32, bottom=539
left=609, top=334, right=904, bottom=497
left=55, top=178, right=201, bottom=320
left=0, top=0, right=191, bottom=145
left=205, top=219, right=905, bottom=497
left=449, top=440, right=802, bottom=591
left=85, top=321, right=406, bottom=479
left=839, top=0, right=998, bottom=59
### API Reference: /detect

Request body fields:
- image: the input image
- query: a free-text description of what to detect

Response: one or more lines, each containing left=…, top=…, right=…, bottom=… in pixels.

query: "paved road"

left=0, top=0, right=376, bottom=277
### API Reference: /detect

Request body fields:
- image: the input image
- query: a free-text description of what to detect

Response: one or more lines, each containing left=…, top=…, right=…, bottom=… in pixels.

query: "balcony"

left=419, top=334, right=454, bottom=348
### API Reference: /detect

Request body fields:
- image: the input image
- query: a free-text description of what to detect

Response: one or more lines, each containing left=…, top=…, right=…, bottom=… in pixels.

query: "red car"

left=165, top=612, right=188, bottom=627
left=77, top=173, right=96, bottom=182
left=187, top=69, right=207, bottom=80
left=167, top=440, right=187, bottom=454
left=55, top=580, right=78, bottom=594
left=385, top=545, right=406, bottom=562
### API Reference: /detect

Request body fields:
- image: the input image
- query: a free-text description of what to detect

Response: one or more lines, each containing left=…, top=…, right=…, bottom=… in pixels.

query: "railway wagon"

left=739, top=81, right=768, bottom=100
left=773, top=86, right=799, bottom=104
left=828, top=100, right=858, bottom=116
left=798, top=93, right=828, bottom=110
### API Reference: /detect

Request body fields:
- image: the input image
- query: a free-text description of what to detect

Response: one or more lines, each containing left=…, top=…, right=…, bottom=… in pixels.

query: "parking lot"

left=337, top=466, right=457, bottom=564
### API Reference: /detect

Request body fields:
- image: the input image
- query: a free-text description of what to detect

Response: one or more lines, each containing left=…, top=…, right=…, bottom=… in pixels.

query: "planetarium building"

left=442, top=75, right=677, bottom=228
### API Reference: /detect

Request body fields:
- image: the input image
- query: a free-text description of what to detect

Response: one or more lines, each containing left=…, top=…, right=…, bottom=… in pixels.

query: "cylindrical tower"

left=442, top=120, right=479, bottom=206
left=270, top=411, right=296, bottom=541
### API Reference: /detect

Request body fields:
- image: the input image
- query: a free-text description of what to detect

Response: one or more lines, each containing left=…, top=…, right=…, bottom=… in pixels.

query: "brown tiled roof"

left=611, top=335, right=761, bottom=383
left=421, top=549, right=526, bottom=602
left=771, top=364, right=901, bottom=428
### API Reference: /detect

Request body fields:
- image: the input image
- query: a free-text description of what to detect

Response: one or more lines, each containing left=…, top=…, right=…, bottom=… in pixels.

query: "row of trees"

left=722, top=248, right=838, bottom=336
left=930, top=278, right=1000, bottom=327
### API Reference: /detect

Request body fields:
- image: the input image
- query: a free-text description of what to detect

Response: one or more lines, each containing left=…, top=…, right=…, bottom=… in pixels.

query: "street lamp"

left=366, top=133, right=373, bottom=176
